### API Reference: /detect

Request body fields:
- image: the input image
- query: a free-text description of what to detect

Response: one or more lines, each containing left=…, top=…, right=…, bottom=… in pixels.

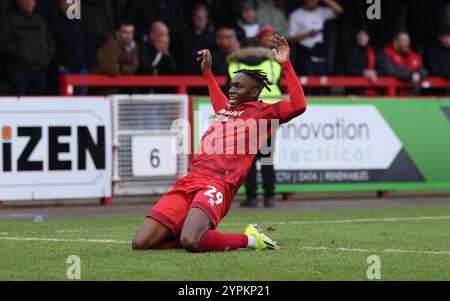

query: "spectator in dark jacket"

left=93, top=20, right=139, bottom=95
left=379, top=32, right=428, bottom=84
left=426, top=26, right=450, bottom=79
left=210, top=26, right=240, bottom=75
left=48, top=0, right=94, bottom=95
left=139, top=21, right=177, bottom=76
left=0, top=0, right=55, bottom=95
left=344, top=28, right=380, bottom=95
left=138, top=21, right=178, bottom=93
left=172, top=3, right=214, bottom=75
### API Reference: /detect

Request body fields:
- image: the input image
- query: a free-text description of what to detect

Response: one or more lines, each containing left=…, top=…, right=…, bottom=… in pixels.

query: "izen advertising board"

left=0, top=98, right=112, bottom=201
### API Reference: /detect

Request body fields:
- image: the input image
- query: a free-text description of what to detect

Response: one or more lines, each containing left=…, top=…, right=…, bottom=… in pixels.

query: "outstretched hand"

left=269, top=34, right=290, bottom=64
left=197, top=49, right=212, bottom=74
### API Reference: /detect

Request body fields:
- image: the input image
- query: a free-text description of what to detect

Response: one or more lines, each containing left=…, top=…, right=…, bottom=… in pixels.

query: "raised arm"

left=197, top=49, right=228, bottom=113
left=269, top=35, right=307, bottom=123
left=321, top=0, right=344, bottom=16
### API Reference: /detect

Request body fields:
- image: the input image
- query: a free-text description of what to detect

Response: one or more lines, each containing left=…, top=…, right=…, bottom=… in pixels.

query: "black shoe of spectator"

left=240, top=199, right=257, bottom=208
left=264, top=198, right=275, bottom=208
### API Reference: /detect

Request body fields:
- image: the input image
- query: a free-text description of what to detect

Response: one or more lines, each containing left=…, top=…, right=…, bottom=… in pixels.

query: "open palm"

left=269, top=34, right=290, bottom=64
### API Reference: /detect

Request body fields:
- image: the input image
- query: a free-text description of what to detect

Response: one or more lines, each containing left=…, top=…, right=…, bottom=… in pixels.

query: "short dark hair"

left=438, top=26, right=450, bottom=36
left=234, top=69, right=272, bottom=92
left=118, top=20, right=134, bottom=30
left=393, top=31, right=409, bottom=40
left=240, top=37, right=261, bottom=48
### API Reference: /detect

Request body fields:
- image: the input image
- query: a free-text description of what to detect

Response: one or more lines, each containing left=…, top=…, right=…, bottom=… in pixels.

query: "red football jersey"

left=188, top=61, right=307, bottom=191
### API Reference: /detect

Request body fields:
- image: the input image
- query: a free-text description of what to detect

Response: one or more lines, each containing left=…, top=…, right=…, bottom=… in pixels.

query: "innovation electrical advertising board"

left=193, top=97, right=450, bottom=192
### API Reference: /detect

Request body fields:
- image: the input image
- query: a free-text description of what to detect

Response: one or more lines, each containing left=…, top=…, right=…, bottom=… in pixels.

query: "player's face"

left=229, top=73, right=260, bottom=108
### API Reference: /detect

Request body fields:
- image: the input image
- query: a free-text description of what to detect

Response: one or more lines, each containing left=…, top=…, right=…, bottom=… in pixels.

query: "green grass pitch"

left=1, top=206, right=450, bottom=280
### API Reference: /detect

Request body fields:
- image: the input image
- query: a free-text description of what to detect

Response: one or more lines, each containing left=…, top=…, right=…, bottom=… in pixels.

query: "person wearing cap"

left=257, top=26, right=277, bottom=49
left=227, top=36, right=283, bottom=208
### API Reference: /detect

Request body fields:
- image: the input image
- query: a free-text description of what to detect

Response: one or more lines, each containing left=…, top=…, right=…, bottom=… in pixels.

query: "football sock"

left=196, top=230, right=248, bottom=252
left=157, top=239, right=181, bottom=250
left=246, top=235, right=256, bottom=249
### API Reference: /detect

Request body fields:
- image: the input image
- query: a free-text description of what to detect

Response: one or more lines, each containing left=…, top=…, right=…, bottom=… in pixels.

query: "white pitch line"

left=55, top=229, right=127, bottom=234
left=46, top=215, right=450, bottom=234
left=293, top=246, right=450, bottom=256
left=1, top=236, right=449, bottom=256
left=220, top=215, right=450, bottom=227
left=0, top=232, right=8, bottom=235
left=0, top=237, right=130, bottom=244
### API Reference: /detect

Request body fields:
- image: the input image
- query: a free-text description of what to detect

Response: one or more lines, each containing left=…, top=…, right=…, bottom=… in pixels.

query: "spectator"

left=379, top=31, right=428, bottom=91
left=139, top=21, right=177, bottom=76
left=93, top=20, right=139, bottom=94
left=257, top=0, right=289, bottom=37
left=125, top=0, right=181, bottom=42
left=81, top=0, right=114, bottom=51
left=210, top=26, right=240, bottom=75
left=288, top=0, right=343, bottom=76
left=426, top=26, right=450, bottom=79
left=344, top=27, right=379, bottom=96
left=0, top=0, right=55, bottom=96
left=48, top=0, right=95, bottom=95
left=0, top=0, right=15, bottom=94
left=0, top=0, right=14, bottom=20
left=172, top=3, right=214, bottom=75
left=138, top=21, right=178, bottom=93
left=227, top=37, right=282, bottom=208
left=234, top=0, right=263, bottom=41
left=256, top=25, right=276, bottom=48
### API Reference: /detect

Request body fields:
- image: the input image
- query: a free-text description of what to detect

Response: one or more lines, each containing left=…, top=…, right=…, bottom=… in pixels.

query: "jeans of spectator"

left=307, top=59, right=328, bottom=95
left=60, top=67, right=90, bottom=95
left=7, top=65, right=46, bottom=96
left=245, top=144, right=275, bottom=201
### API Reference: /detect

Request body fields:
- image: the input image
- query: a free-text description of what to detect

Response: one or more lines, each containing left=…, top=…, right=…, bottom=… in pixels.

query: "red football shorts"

left=147, top=171, right=234, bottom=238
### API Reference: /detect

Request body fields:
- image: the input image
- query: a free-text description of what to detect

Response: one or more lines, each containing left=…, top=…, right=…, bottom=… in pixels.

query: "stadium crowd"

left=0, top=0, right=448, bottom=96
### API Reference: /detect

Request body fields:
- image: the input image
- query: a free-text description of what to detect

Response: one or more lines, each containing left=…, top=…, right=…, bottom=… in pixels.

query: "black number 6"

left=150, top=149, right=160, bottom=168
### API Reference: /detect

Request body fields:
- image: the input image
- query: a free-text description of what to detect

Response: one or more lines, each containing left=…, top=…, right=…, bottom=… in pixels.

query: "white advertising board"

left=0, top=97, right=112, bottom=201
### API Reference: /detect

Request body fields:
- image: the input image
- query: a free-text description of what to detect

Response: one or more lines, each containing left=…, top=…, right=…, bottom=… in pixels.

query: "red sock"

left=157, top=239, right=181, bottom=250
left=196, top=230, right=248, bottom=252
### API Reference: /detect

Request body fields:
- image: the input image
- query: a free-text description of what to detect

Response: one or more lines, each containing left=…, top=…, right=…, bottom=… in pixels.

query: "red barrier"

left=60, top=74, right=449, bottom=96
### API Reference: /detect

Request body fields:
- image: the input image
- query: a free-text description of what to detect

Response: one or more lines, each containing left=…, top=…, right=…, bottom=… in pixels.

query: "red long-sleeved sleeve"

left=274, top=60, right=307, bottom=123
left=203, top=70, right=228, bottom=113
